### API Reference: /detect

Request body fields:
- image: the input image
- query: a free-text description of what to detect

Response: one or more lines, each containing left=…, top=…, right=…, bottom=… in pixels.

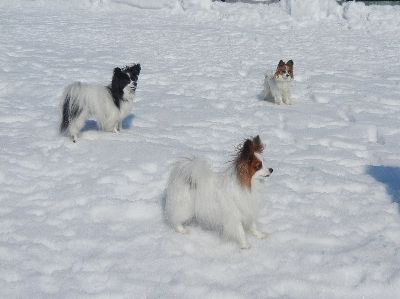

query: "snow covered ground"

left=1, top=0, right=400, bottom=298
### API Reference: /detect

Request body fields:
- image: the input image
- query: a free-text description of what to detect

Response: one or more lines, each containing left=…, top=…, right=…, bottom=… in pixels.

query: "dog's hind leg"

left=69, top=110, right=87, bottom=142
left=263, top=77, right=272, bottom=101
left=165, top=182, right=194, bottom=235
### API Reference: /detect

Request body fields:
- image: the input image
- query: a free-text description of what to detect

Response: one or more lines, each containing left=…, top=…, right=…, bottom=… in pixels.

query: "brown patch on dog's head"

left=234, top=135, right=264, bottom=190
left=275, top=59, right=294, bottom=79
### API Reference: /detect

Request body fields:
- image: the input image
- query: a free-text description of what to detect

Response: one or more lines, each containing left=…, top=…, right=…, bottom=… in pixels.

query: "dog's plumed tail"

left=59, top=83, right=84, bottom=141
left=60, top=95, right=70, bottom=134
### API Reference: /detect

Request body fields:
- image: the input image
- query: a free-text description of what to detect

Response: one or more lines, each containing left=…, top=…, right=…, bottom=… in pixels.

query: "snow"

left=1, top=0, right=400, bottom=298
left=280, top=0, right=343, bottom=21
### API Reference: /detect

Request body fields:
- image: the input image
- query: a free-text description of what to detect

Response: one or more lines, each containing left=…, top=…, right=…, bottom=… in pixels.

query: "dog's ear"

left=113, top=67, right=124, bottom=77
left=241, top=139, right=254, bottom=161
left=278, top=60, right=285, bottom=67
left=252, top=135, right=264, bottom=153
left=286, top=60, right=294, bottom=66
left=130, top=64, right=141, bottom=76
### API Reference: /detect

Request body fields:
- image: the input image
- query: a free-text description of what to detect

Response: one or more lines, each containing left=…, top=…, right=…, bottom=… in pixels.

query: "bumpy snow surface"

left=1, top=1, right=400, bottom=298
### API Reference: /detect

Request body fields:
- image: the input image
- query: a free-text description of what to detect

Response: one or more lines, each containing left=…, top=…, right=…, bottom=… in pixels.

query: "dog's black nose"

left=269, top=168, right=273, bottom=173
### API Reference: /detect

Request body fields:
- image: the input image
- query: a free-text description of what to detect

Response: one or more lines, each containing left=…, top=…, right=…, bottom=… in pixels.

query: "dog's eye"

left=256, top=163, right=262, bottom=170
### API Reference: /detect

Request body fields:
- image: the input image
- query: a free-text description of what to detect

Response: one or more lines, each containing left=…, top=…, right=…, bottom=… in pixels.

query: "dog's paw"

left=175, top=225, right=190, bottom=235
left=250, top=228, right=268, bottom=239
left=240, top=242, right=251, bottom=250
left=254, top=231, right=269, bottom=239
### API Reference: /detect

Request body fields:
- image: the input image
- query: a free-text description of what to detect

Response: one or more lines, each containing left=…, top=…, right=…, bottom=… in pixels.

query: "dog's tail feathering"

left=60, top=94, right=71, bottom=133
left=59, top=83, right=82, bottom=134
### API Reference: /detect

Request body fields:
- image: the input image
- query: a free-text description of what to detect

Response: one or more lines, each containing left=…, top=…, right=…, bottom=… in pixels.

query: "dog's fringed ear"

left=252, top=135, right=264, bottom=153
left=240, top=139, right=254, bottom=161
left=278, top=60, right=285, bottom=67
left=131, top=63, right=141, bottom=76
left=113, top=67, right=125, bottom=78
left=287, top=60, right=294, bottom=66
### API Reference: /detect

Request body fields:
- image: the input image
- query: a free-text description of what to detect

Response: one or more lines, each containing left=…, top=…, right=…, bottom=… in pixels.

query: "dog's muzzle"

left=263, top=168, right=273, bottom=178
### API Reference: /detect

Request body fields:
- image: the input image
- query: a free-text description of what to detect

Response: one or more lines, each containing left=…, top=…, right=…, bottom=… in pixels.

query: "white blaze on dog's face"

left=123, top=64, right=141, bottom=93
left=274, top=59, right=294, bottom=82
left=253, top=152, right=273, bottom=180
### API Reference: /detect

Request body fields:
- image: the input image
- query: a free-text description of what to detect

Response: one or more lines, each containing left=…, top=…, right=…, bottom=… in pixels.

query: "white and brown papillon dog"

left=264, top=60, right=294, bottom=105
left=60, top=64, right=141, bottom=142
left=165, top=136, right=273, bottom=249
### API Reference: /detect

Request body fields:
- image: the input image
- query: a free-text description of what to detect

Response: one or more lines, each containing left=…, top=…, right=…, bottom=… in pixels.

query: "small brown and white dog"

left=164, top=136, right=273, bottom=249
left=263, top=60, right=294, bottom=105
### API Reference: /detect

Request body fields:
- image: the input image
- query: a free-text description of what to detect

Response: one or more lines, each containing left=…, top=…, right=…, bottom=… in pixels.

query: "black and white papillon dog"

left=60, top=64, right=141, bottom=142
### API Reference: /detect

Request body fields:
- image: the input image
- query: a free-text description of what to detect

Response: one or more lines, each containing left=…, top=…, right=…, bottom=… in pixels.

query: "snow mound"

left=342, top=1, right=400, bottom=30
left=342, top=1, right=370, bottom=26
left=179, top=0, right=213, bottom=10
left=95, top=0, right=213, bottom=10
left=280, top=0, right=343, bottom=21
left=0, top=0, right=212, bottom=10
left=104, top=0, right=177, bottom=9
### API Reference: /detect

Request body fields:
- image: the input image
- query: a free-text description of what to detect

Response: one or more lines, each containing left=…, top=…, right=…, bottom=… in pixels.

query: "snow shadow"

left=367, top=165, right=400, bottom=205
left=81, top=114, right=135, bottom=131
left=82, top=120, right=98, bottom=132
left=257, top=91, right=275, bottom=104
left=121, top=114, right=135, bottom=129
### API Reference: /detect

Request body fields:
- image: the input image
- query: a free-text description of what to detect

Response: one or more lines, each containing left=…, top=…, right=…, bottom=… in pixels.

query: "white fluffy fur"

left=61, top=82, right=136, bottom=141
left=165, top=157, right=272, bottom=249
left=263, top=73, right=293, bottom=105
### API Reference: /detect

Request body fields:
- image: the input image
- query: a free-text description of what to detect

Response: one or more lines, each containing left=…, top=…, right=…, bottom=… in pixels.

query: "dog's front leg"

left=113, top=122, right=122, bottom=134
left=271, top=90, right=282, bottom=105
left=238, top=223, right=251, bottom=249
left=275, top=96, right=283, bottom=105
left=235, top=223, right=251, bottom=249
left=282, top=89, right=292, bottom=105
left=249, top=222, right=268, bottom=239
left=224, top=220, right=250, bottom=249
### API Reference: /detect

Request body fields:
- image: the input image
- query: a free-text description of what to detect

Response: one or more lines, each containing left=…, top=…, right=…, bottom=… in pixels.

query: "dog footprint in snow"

left=367, top=125, right=385, bottom=145
left=278, top=113, right=287, bottom=130
left=337, top=107, right=356, bottom=123
left=140, top=162, right=158, bottom=174
left=310, top=92, right=330, bottom=104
